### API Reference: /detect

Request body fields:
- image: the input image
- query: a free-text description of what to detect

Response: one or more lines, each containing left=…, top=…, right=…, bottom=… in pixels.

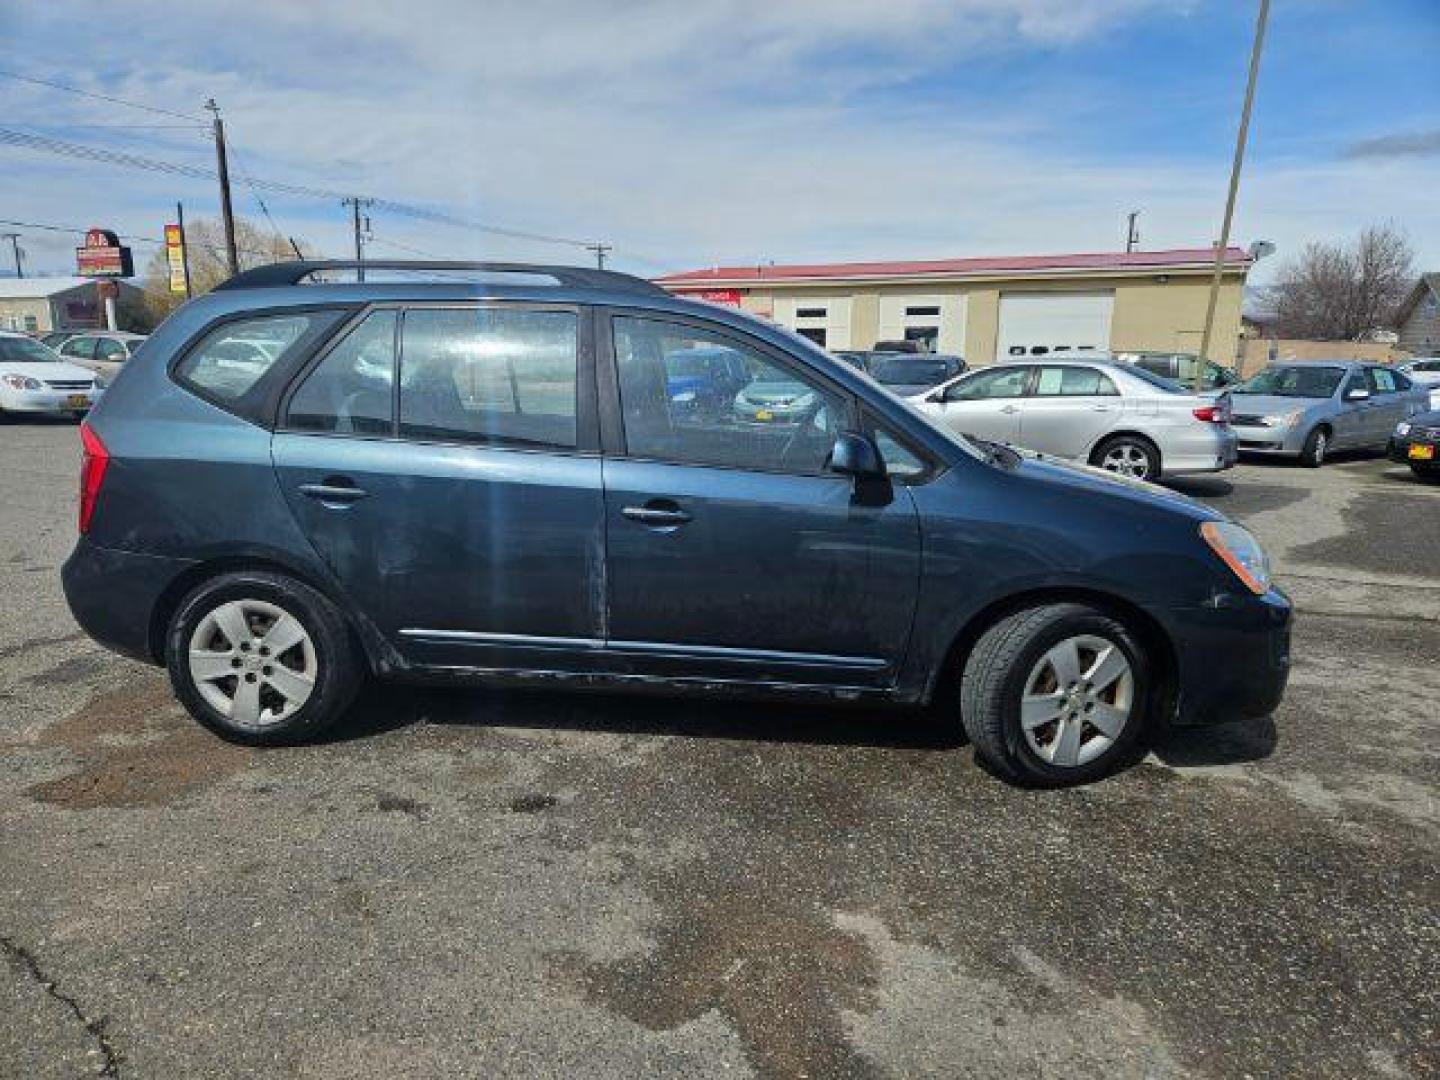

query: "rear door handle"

left=299, top=479, right=369, bottom=505
left=622, top=503, right=692, bottom=527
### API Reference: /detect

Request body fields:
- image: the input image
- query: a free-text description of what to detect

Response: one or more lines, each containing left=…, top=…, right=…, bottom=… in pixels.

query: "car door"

left=271, top=303, right=607, bottom=672
left=1015, top=364, right=1122, bottom=458
left=1331, top=370, right=1372, bottom=448
left=1363, top=367, right=1406, bottom=445
left=598, top=311, right=921, bottom=689
left=923, top=365, right=1032, bottom=444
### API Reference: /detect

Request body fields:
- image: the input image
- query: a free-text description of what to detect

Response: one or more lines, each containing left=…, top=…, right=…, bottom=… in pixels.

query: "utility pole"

left=585, top=242, right=611, bottom=270
left=343, top=197, right=373, bottom=281
left=205, top=98, right=240, bottom=277
left=1, top=232, right=22, bottom=278
left=1196, top=0, right=1269, bottom=391
left=176, top=201, right=193, bottom=298
left=1125, top=211, right=1141, bottom=254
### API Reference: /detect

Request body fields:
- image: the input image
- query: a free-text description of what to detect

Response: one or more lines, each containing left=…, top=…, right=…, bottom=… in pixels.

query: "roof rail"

left=211, top=259, right=669, bottom=296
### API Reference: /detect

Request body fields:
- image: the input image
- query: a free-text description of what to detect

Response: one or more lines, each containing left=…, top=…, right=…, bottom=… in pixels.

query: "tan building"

left=0, top=276, right=144, bottom=334
left=656, top=247, right=1250, bottom=364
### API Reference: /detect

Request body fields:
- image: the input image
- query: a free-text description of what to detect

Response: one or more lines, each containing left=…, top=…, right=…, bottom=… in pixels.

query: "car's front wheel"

left=165, top=570, right=362, bottom=745
left=1298, top=426, right=1329, bottom=468
left=960, top=603, right=1151, bottom=786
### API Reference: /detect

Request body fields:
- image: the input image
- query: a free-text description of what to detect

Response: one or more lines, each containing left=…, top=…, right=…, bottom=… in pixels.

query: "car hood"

left=740, top=383, right=814, bottom=403
left=1228, top=393, right=1327, bottom=415
left=1000, top=444, right=1218, bottom=522
left=0, top=359, right=97, bottom=381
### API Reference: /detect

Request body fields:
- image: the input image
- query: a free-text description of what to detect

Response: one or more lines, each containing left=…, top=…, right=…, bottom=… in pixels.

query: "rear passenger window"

left=175, top=314, right=314, bottom=402
left=1034, top=366, right=1119, bottom=396
left=1369, top=368, right=1398, bottom=394
left=398, top=307, right=578, bottom=450
left=287, top=311, right=396, bottom=435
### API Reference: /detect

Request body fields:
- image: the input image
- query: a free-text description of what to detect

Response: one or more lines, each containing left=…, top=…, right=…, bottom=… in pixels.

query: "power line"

left=0, top=68, right=203, bottom=122
left=0, top=216, right=280, bottom=259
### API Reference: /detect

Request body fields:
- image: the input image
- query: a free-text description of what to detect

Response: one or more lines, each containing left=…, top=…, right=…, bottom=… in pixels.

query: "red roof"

left=657, top=247, right=1250, bottom=286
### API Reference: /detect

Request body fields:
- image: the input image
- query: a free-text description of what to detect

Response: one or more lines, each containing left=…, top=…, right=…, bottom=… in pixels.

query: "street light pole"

left=1196, top=0, right=1270, bottom=391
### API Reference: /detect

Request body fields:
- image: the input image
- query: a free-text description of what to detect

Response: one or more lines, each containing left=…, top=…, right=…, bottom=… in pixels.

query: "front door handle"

left=299, top=479, right=369, bottom=505
left=1091, top=404, right=1113, bottom=412
left=622, top=503, right=692, bottom=527
left=999, top=404, right=1020, bottom=414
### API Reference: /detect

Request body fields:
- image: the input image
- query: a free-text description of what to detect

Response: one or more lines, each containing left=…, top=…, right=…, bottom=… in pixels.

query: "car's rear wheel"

left=1411, top=463, right=1439, bottom=482
left=165, top=571, right=362, bottom=745
left=960, top=603, right=1151, bottom=786
left=1299, top=426, right=1329, bottom=468
left=1092, top=435, right=1160, bottom=482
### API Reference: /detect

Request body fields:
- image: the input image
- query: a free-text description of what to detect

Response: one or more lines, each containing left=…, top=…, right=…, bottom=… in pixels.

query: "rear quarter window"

left=174, top=314, right=316, bottom=402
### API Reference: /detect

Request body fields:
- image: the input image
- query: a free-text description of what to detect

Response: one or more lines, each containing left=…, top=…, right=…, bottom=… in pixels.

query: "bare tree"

left=142, top=217, right=313, bottom=322
left=1270, top=224, right=1414, bottom=340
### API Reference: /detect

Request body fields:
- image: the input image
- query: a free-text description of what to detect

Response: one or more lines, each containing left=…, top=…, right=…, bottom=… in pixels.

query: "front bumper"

left=62, top=537, right=195, bottom=664
left=0, top=387, right=97, bottom=413
left=1232, top=423, right=1305, bottom=456
left=1164, top=587, right=1292, bottom=726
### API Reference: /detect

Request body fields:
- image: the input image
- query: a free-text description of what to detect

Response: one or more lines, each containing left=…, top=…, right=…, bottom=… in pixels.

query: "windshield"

left=1235, top=365, right=1344, bottom=398
left=865, top=355, right=961, bottom=386
left=0, top=337, right=60, bottom=364
left=1122, top=365, right=1188, bottom=394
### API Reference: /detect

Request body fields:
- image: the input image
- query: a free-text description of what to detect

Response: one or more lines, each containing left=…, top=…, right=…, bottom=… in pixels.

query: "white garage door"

left=996, top=292, right=1113, bottom=362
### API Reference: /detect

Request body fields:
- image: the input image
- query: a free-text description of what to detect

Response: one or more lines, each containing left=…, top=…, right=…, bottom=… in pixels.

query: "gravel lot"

left=2, top=418, right=1436, bottom=1079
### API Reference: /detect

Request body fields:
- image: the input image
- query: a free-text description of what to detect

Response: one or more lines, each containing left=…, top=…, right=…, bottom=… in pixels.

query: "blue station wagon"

left=63, top=261, right=1291, bottom=785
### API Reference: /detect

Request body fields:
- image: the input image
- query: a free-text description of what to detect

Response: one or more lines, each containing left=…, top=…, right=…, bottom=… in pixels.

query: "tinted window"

left=867, top=354, right=960, bottom=387
left=1234, top=365, right=1345, bottom=398
left=398, top=307, right=577, bottom=450
left=175, top=314, right=315, bottom=401
left=287, top=311, right=397, bottom=435
left=1122, top=365, right=1188, bottom=393
left=95, top=337, right=128, bottom=362
left=1342, top=372, right=1367, bottom=398
left=0, top=336, right=61, bottom=363
left=945, top=366, right=1030, bottom=401
left=873, top=426, right=928, bottom=480
left=59, top=336, right=97, bottom=359
left=614, top=316, right=846, bottom=474
left=1033, top=366, right=1119, bottom=396
left=1135, top=357, right=1174, bottom=378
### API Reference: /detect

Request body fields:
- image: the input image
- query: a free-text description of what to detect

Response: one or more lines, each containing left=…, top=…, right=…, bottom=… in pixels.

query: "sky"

left=1, top=0, right=1437, bottom=284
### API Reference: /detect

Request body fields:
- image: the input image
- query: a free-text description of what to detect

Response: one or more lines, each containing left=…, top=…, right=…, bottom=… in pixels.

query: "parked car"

left=0, top=331, right=100, bottom=419
left=40, top=331, right=79, bottom=350
left=63, top=259, right=1291, bottom=786
left=1397, top=358, right=1440, bottom=409
left=1228, top=361, right=1430, bottom=467
left=664, top=345, right=750, bottom=418
left=871, top=339, right=923, bottom=354
left=1114, top=351, right=1238, bottom=391
left=731, top=374, right=823, bottom=426
left=912, top=358, right=1236, bottom=481
left=55, top=331, right=148, bottom=385
left=837, top=351, right=967, bottom=396
left=1388, top=410, right=1440, bottom=480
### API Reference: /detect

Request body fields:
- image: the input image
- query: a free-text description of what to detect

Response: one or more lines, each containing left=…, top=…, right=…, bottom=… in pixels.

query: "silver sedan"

left=910, top=358, right=1237, bottom=482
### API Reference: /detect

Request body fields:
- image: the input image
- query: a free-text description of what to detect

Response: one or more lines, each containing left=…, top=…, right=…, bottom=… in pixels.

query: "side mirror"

left=1344, top=387, right=1371, bottom=402
left=827, top=431, right=885, bottom=480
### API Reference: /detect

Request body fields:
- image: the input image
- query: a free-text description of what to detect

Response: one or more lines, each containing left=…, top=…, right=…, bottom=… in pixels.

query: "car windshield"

left=0, top=337, right=60, bottom=364
left=1121, top=365, right=1188, bottom=393
left=1235, top=365, right=1345, bottom=398
left=865, top=355, right=961, bottom=386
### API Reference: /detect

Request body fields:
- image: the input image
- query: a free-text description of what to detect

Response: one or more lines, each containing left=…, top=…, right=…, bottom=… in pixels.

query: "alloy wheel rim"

left=1020, top=634, right=1134, bottom=768
left=188, top=599, right=317, bottom=729
left=1100, top=443, right=1152, bottom=479
left=1314, top=432, right=1327, bottom=463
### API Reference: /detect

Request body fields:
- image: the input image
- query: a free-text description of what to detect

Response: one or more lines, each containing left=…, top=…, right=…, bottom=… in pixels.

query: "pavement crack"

left=1, top=934, right=124, bottom=1077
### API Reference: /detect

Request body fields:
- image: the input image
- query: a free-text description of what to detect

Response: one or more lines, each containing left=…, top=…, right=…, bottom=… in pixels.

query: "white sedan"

left=0, top=331, right=101, bottom=419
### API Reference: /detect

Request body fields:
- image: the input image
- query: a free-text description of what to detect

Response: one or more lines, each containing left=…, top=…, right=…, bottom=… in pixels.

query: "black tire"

left=1298, top=426, right=1329, bottom=468
left=165, top=570, right=362, bottom=745
left=1411, top=463, right=1440, bottom=482
left=1091, top=434, right=1161, bottom=482
left=959, top=603, right=1151, bottom=787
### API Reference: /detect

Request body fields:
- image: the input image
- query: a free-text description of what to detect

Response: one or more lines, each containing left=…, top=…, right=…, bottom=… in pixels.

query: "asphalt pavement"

left=1, top=418, right=1436, bottom=1078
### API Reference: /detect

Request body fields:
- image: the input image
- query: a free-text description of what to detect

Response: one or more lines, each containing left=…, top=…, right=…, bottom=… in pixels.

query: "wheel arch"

left=927, top=586, right=1179, bottom=718
left=1086, top=429, right=1163, bottom=469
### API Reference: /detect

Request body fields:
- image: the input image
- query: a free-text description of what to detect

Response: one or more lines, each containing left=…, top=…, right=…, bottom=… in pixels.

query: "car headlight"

left=1201, top=521, right=1272, bottom=595
left=2, top=374, right=42, bottom=391
left=1263, top=409, right=1304, bottom=427
left=93, top=375, right=109, bottom=391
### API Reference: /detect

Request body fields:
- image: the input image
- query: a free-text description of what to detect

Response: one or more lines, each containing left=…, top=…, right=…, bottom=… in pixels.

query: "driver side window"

left=613, top=316, right=848, bottom=474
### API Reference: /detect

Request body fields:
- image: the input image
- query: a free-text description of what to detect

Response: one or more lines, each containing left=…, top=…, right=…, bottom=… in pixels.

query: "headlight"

left=1395, top=421, right=1411, bottom=437
left=93, top=375, right=109, bottom=391
left=2, top=374, right=42, bottom=391
left=1200, top=521, right=1272, bottom=595
left=1264, top=409, right=1303, bottom=427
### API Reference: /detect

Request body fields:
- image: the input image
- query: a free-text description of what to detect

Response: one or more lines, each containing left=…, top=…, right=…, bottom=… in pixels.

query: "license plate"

left=755, top=409, right=773, bottom=422
left=66, top=394, right=89, bottom=408
left=1409, top=443, right=1435, bottom=461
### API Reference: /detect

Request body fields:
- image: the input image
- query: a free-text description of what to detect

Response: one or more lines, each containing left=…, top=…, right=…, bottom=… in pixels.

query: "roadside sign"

left=75, top=227, right=134, bottom=278
left=164, top=224, right=189, bottom=294
left=698, top=289, right=743, bottom=306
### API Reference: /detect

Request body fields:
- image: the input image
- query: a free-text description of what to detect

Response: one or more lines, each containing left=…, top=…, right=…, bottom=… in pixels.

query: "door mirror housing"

left=827, top=431, right=885, bottom=480
left=1344, top=387, right=1371, bottom=402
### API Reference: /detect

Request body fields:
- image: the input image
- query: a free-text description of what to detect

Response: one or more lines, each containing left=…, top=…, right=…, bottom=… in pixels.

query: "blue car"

left=62, top=260, right=1290, bottom=785
left=664, top=345, right=750, bottom=418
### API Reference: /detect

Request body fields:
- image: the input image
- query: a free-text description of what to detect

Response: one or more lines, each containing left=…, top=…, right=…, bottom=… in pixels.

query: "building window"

left=23, top=315, right=38, bottom=332
left=796, top=327, right=827, bottom=347
left=795, top=307, right=827, bottom=319
left=904, top=305, right=940, bottom=318
left=903, top=326, right=939, bottom=352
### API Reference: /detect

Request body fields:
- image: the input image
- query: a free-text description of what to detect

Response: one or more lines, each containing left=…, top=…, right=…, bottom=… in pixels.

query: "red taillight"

left=78, top=422, right=109, bottom=534
left=1193, top=404, right=1228, bottom=423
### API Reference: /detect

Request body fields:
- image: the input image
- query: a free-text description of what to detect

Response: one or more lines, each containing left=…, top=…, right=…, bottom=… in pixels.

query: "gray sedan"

left=912, top=358, right=1237, bottom=482
left=1228, top=361, right=1430, bottom=466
